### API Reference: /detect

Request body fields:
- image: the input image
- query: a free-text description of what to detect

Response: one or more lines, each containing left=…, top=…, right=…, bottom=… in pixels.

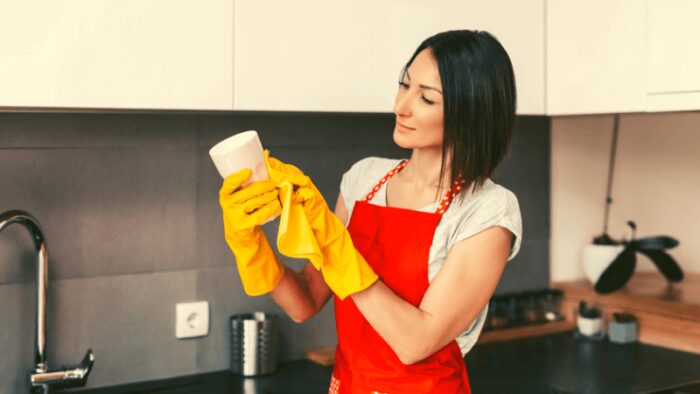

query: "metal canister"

left=230, top=312, right=280, bottom=376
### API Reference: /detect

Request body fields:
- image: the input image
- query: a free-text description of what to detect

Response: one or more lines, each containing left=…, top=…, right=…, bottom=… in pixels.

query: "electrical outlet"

left=175, top=301, right=209, bottom=339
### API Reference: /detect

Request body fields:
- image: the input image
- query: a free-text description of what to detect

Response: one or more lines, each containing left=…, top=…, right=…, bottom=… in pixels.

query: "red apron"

left=329, top=160, right=470, bottom=394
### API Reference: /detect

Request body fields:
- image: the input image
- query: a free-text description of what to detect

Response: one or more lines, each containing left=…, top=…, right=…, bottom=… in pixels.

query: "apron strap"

left=363, top=159, right=465, bottom=215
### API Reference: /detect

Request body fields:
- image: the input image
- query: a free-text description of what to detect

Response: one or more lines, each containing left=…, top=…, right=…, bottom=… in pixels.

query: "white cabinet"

left=233, top=0, right=393, bottom=113
left=233, top=0, right=545, bottom=114
left=0, top=1, right=233, bottom=110
left=2, top=1, right=697, bottom=114
left=547, top=0, right=700, bottom=115
left=235, top=0, right=700, bottom=114
left=546, top=0, right=646, bottom=115
left=385, top=0, right=545, bottom=115
left=645, top=0, right=700, bottom=112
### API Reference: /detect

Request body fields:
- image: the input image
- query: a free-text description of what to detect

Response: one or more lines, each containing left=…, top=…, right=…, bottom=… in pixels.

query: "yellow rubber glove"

left=220, top=168, right=286, bottom=296
left=264, top=151, right=378, bottom=300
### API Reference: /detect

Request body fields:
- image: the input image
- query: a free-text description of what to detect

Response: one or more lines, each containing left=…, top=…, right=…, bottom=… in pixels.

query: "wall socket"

left=175, top=301, right=209, bottom=339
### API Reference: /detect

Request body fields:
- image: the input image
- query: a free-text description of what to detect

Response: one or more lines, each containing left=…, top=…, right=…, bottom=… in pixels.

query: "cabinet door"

left=234, top=0, right=544, bottom=114
left=546, top=0, right=646, bottom=115
left=646, top=0, right=700, bottom=112
left=386, top=0, right=545, bottom=115
left=234, top=0, right=394, bottom=112
left=0, top=1, right=233, bottom=110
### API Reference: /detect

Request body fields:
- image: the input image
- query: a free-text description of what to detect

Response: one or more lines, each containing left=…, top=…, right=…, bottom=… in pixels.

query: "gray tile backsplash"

left=48, top=271, right=200, bottom=388
left=0, top=270, right=199, bottom=393
left=495, top=239, right=550, bottom=293
left=0, top=112, right=549, bottom=392
left=0, top=147, right=198, bottom=282
left=0, top=113, right=198, bottom=148
left=0, top=282, right=35, bottom=392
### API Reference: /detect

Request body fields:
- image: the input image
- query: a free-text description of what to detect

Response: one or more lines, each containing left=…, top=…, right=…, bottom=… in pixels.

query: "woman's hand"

left=219, top=168, right=285, bottom=296
left=220, top=168, right=280, bottom=237
left=266, top=193, right=351, bottom=325
left=264, top=151, right=378, bottom=300
left=263, top=151, right=337, bottom=247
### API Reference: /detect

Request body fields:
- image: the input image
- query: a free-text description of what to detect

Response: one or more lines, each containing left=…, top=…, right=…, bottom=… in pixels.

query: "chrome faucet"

left=0, top=210, right=94, bottom=393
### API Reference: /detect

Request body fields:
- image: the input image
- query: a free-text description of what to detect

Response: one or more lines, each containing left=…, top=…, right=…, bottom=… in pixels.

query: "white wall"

left=551, top=111, right=700, bottom=282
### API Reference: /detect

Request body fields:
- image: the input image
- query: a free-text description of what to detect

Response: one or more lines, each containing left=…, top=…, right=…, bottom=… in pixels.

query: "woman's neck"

left=400, top=148, right=451, bottom=190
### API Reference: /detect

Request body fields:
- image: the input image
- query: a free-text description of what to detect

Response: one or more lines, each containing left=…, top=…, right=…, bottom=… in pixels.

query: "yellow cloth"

left=276, top=181, right=324, bottom=270
left=265, top=151, right=378, bottom=300
left=220, top=168, right=286, bottom=296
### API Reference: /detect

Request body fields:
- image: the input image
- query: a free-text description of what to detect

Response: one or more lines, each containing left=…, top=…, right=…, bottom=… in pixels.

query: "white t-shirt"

left=340, top=157, right=523, bottom=355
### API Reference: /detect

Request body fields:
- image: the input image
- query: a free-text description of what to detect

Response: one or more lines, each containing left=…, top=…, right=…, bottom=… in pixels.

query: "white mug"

left=209, top=130, right=279, bottom=223
left=209, top=130, right=270, bottom=185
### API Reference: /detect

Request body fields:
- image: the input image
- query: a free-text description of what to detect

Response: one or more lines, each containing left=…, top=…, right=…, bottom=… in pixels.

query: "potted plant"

left=582, top=115, right=683, bottom=294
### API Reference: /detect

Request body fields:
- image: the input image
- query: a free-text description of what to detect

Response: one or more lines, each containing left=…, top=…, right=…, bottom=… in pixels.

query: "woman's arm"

left=268, top=193, right=349, bottom=323
left=351, top=219, right=513, bottom=365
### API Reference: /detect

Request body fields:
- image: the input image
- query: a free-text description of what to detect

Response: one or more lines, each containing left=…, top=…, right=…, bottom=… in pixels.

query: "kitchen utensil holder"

left=230, top=312, right=280, bottom=376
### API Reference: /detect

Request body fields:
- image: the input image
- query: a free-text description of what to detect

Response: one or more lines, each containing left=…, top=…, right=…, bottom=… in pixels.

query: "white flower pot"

left=582, top=244, right=625, bottom=285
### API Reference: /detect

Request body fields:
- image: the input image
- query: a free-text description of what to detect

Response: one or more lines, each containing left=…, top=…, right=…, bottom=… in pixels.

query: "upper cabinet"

left=0, top=1, right=233, bottom=110
left=546, top=0, right=646, bottom=115
left=645, top=0, right=700, bottom=112
left=235, top=0, right=700, bottom=115
left=233, top=0, right=545, bottom=114
left=386, top=0, right=546, bottom=115
left=1, top=1, right=698, bottom=114
left=547, top=0, right=700, bottom=115
left=233, top=1, right=394, bottom=113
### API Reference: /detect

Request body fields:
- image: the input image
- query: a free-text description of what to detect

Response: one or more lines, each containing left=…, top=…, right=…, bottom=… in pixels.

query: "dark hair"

left=401, top=30, right=517, bottom=202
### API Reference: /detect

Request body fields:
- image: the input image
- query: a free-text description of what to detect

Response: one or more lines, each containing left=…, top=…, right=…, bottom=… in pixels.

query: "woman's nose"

left=393, top=93, right=412, bottom=117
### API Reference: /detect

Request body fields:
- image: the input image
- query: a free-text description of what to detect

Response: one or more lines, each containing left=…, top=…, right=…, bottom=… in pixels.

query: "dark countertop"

left=75, top=332, right=700, bottom=394
left=465, top=332, right=700, bottom=394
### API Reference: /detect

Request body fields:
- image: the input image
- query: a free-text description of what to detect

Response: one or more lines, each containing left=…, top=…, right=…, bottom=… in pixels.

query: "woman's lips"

left=396, top=121, right=415, bottom=133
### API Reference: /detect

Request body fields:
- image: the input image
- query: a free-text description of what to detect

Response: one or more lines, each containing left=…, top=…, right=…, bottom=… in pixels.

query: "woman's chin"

left=393, top=129, right=413, bottom=149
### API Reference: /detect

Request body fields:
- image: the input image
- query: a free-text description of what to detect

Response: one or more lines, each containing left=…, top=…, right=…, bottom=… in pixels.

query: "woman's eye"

left=397, top=81, right=435, bottom=104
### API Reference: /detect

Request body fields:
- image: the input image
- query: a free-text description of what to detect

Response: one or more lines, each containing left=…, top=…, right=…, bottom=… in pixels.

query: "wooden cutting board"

left=305, top=347, right=335, bottom=366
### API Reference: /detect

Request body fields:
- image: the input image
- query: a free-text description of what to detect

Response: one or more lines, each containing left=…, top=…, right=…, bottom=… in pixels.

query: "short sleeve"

left=340, top=169, right=352, bottom=206
left=339, top=158, right=374, bottom=225
left=340, top=160, right=363, bottom=218
left=451, top=188, right=522, bottom=262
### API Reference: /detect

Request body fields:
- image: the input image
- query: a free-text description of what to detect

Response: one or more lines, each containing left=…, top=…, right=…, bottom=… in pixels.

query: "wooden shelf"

left=477, top=320, right=575, bottom=345
left=553, top=272, right=700, bottom=354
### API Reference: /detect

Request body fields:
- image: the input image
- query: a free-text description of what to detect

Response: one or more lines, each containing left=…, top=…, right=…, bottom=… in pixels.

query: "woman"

left=220, top=29, right=522, bottom=393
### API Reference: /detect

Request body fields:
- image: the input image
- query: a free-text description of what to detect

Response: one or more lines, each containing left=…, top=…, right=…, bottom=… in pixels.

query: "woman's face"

left=393, top=48, right=444, bottom=150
